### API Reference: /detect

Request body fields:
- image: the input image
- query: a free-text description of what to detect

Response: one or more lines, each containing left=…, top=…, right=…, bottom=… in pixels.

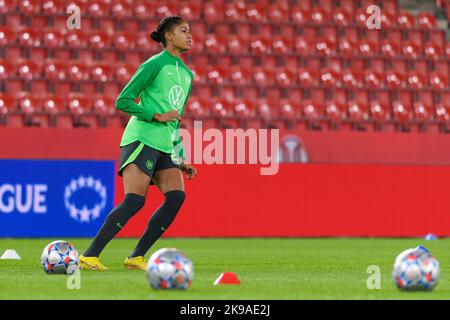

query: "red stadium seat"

left=17, top=60, right=41, bottom=80
left=385, top=70, right=405, bottom=89
left=0, top=0, right=17, bottom=14
left=397, top=11, right=415, bottom=28
left=320, top=69, right=339, bottom=87
left=294, top=36, right=315, bottom=55
left=392, top=91, right=413, bottom=124
left=381, top=12, right=397, bottom=27
left=206, top=65, right=228, bottom=85
left=246, top=3, right=266, bottom=22
left=414, top=95, right=434, bottom=122
left=355, top=8, right=369, bottom=27
left=190, top=66, right=206, bottom=84
left=271, top=36, right=292, bottom=54
left=90, top=63, right=113, bottom=82
left=227, top=35, right=249, bottom=54
left=370, top=91, right=391, bottom=122
left=424, top=43, right=443, bottom=60
left=347, top=90, right=370, bottom=123
left=0, top=26, right=16, bottom=46
left=279, top=99, right=301, bottom=122
left=435, top=92, right=450, bottom=122
left=41, top=94, right=63, bottom=113
left=44, top=59, right=67, bottom=81
left=87, top=1, right=110, bottom=17
left=325, top=99, right=346, bottom=122
left=268, top=3, right=289, bottom=21
left=178, top=1, right=201, bottom=20
left=316, top=38, right=336, bottom=55
left=417, top=13, right=437, bottom=29
left=381, top=39, right=401, bottom=57
left=66, top=61, right=89, bottom=81
left=233, top=98, right=257, bottom=120
left=341, top=69, right=363, bottom=88
left=89, top=31, right=111, bottom=50
left=402, top=41, right=421, bottom=59
left=429, top=71, right=449, bottom=90
left=185, top=97, right=209, bottom=118
left=113, top=32, right=136, bottom=50
left=339, top=38, right=356, bottom=57
left=225, top=1, right=246, bottom=21
left=0, top=60, right=16, bottom=79
left=364, top=70, right=384, bottom=88
left=310, top=8, right=329, bottom=24
left=290, top=7, right=309, bottom=23
left=298, top=67, right=319, bottom=87
left=111, top=1, right=132, bottom=19
left=134, top=1, right=153, bottom=19
left=250, top=38, right=271, bottom=55
left=229, top=66, right=251, bottom=85
left=135, top=32, right=159, bottom=51
left=253, top=67, right=274, bottom=86
left=204, top=34, right=227, bottom=54
left=275, top=68, right=297, bottom=86
left=115, top=63, right=135, bottom=83
left=407, top=72, right=427, bottom=89
left=0, top=94, right=21, bottom=127
left=18, top=0, right=41, bottom=14
left=42, top=28, right=65, bottom=48
left=18, top=28, right=41, bottom=47
left=66, top=31, right=88, bottom=48
left=359, top=39, right=378, bottom=56
left=17, top=92, right=49, bottom=127
left=42, top=0, right=63, bottom=14
left=210, top=97, right=233, bottom=118
left=203, top=1, right=223, bottom=22
left=333, top=8, right=351, bottom=25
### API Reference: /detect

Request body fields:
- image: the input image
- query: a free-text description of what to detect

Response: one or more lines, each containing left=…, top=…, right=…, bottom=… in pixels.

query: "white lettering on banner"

left=0, top=184, right=48, bottom=214
left=0, top=184, right=14, bottom=213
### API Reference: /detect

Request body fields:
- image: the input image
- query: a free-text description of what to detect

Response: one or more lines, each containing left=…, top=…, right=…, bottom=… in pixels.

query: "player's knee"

left=164, top=190, right=185, bottom=210
left=106, top=193, right=145, bottom=224
left=124, top=192, right=146, bottom=211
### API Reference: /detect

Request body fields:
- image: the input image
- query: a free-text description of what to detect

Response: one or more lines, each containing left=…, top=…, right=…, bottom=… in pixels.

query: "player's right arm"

left=115, top=60, right=181, bottom=123
left=115, top=60, right=159, bottom=122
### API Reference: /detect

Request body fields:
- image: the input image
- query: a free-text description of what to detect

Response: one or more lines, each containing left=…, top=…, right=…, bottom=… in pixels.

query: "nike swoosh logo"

left=81, top=260, right=98, bottom=270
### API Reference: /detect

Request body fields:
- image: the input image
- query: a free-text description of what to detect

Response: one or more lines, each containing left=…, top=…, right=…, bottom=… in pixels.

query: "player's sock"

left=129, top=190, right=185, bottom=258
left=84, top=193, right=145, bottom=257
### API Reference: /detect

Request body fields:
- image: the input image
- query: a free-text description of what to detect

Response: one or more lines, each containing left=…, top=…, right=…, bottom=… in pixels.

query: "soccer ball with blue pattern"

left=392, top=246, right=440, bottom=291
left=146, top=248, right=194, bottom=290
left=40, top=240, right=79, bottom=275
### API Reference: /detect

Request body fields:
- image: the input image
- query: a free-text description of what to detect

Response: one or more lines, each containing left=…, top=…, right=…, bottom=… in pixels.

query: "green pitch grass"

left=0, top=238, right=448, bottom=300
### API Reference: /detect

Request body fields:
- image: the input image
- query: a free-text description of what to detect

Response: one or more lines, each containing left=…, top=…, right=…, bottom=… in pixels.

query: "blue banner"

left=0, top=160, right=115, bottom=237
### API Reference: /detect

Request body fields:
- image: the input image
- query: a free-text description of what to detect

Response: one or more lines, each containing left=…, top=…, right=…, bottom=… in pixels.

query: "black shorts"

left=118, top=141, right=180, bottom=185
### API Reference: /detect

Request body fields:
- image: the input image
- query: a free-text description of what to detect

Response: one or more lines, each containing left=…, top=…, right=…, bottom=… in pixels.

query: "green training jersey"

left=116, top=49, right=193, bottom=161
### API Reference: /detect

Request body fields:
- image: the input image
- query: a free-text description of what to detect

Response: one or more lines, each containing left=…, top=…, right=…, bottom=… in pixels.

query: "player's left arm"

left=176, top=76, right=197, bottom=180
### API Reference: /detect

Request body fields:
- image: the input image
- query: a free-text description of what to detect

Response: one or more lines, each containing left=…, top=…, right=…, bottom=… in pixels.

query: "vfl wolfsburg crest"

left=168, top=85, right=185, bottom=110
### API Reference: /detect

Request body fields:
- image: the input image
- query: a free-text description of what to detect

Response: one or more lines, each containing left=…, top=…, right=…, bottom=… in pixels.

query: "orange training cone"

left=213, top=272, right=241, bottom=285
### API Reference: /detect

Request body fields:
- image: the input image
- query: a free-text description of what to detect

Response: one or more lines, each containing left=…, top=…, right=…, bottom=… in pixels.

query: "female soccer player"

left=79, top=16, right=197, bottom=271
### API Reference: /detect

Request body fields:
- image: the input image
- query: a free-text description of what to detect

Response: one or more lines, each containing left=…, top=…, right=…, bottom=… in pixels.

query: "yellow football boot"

left=79, top=255, right=108, bottom=271
left=124, top=256, right=147, bottom=271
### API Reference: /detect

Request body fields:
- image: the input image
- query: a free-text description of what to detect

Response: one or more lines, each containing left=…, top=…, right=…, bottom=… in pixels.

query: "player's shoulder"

left=141, top=51, right=165, bottom=67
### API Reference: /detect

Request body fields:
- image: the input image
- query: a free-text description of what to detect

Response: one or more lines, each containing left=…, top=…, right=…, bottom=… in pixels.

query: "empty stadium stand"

left=0, top=0, right=449, bottom=133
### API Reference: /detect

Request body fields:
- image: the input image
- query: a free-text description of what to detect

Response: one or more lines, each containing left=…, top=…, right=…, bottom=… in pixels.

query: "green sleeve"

left=173, top=122, right=186, bottom=162
left=115, top=59, right=160, bottom=122
left=173, top=81, right=192, bottom=162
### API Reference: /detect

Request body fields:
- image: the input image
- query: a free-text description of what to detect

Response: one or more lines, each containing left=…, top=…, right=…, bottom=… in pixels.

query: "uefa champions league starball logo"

left=64, top=176, right=107, bottom=223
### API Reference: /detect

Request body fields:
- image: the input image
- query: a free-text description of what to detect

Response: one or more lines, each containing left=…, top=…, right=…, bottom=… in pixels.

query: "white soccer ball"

left=392, top=246, right=440, bottom=291
left=146, top=248, right=194, bottom=290
left=41, top=240, right=79, bottom=275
